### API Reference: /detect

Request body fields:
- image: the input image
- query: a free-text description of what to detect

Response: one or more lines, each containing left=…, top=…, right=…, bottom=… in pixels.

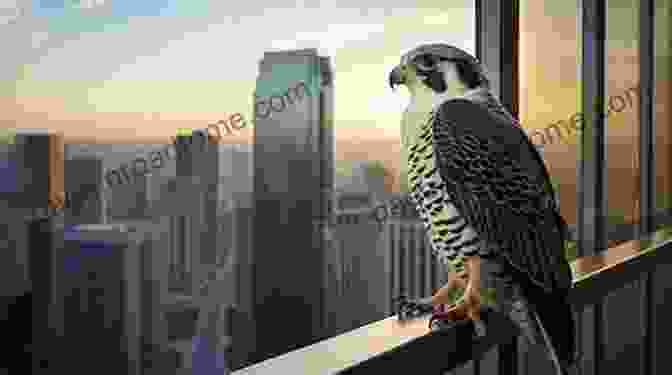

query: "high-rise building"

left=243, top=49, right=334, bottom=368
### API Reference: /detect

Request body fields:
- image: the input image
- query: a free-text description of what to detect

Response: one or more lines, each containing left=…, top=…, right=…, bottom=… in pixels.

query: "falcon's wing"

left=431, top=99, right=572, bottom=294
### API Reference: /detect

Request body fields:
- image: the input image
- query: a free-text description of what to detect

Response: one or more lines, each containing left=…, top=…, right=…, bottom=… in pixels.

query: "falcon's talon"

left=446, top=288, right=482, bottom=324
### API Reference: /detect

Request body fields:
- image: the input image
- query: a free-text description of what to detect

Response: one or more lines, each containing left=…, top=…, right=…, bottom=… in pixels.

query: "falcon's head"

left=389, top=43, right=489, bottom=110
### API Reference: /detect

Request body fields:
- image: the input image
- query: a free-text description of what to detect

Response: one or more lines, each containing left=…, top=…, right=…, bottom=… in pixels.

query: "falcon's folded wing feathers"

left=432, top=99, right=572, bottom=295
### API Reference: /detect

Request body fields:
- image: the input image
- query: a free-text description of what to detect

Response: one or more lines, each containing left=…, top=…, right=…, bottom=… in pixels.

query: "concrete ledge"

left=232, top=307, right=518, bottom=375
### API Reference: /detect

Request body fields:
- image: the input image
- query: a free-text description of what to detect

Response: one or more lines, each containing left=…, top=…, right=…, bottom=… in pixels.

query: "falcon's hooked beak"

left=389, top=64, right=406, bottom=90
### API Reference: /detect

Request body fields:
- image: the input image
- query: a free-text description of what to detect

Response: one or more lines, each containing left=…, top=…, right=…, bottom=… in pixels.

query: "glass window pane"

left=519, top=0, right=580, bottom=261
left=605, top=0, right=641, bottom=247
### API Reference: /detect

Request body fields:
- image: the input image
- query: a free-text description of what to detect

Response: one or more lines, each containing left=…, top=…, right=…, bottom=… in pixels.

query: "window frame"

left=480, top=2, right=658, bottom=375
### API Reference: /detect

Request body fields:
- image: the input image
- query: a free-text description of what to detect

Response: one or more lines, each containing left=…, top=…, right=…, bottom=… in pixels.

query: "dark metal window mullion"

left=578, top=3, right=607, bottom=375
left=578, top=0, right=607, bottom=257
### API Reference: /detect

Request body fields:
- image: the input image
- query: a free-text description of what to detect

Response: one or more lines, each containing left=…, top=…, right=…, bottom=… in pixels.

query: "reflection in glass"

left=519, top=0, right=580, bottom=233
left=605, top=0, right=640, bottom=247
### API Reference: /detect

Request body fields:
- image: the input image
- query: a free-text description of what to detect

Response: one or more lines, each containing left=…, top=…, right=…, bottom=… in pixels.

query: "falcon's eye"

left=414, top=55, right=440, bottom=72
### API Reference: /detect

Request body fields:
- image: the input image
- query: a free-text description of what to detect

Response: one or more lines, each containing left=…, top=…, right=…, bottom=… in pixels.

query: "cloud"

left=300, top=23, right=385, bottom=45
left=270, top=22, right=385, bottom=66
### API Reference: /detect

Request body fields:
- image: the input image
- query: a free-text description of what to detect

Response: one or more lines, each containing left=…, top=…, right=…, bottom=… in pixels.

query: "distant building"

left=333, top=159, right=392, bottom=207
left=336, top=191, right=374, bottom=210
left=218, top=143, right=253, bottom=205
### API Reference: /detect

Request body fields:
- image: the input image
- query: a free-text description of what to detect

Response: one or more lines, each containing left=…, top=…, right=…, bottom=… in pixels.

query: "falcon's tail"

left=522, top=276, right=578, bottom=374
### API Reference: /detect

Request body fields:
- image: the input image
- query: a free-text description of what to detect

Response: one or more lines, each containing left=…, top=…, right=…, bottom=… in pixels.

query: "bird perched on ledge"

left=389, top=43, right=577, bottom=375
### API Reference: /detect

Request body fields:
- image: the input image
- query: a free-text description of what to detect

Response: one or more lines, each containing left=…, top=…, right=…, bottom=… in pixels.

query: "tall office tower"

left=173, top=129, right=220, bottom=295
left=247, top=49, right=334, bottom=366
left=169, top=129, right=236, bottom=372
left=1, top=131, right=64, bottom=371
left=173, top=133, right=197, bottom=296
left=0, top=131, right=63, bottom=297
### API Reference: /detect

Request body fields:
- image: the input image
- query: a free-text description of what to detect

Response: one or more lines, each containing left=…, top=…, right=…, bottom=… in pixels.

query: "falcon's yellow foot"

left=445, top=287, right=481, bottom=322
left=443, top=285, right=487, bottom=336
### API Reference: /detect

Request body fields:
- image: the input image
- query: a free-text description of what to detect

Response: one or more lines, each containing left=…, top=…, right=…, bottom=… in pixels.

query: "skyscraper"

left=246, top=49, right=334, bottom=367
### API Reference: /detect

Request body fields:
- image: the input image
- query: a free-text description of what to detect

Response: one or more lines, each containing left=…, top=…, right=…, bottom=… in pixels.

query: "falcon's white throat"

left=400, top=61, right=467, bottom=152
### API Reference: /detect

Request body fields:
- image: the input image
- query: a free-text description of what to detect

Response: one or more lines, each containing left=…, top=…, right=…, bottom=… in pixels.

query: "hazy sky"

left=1, top=0, right=476, bottom=142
